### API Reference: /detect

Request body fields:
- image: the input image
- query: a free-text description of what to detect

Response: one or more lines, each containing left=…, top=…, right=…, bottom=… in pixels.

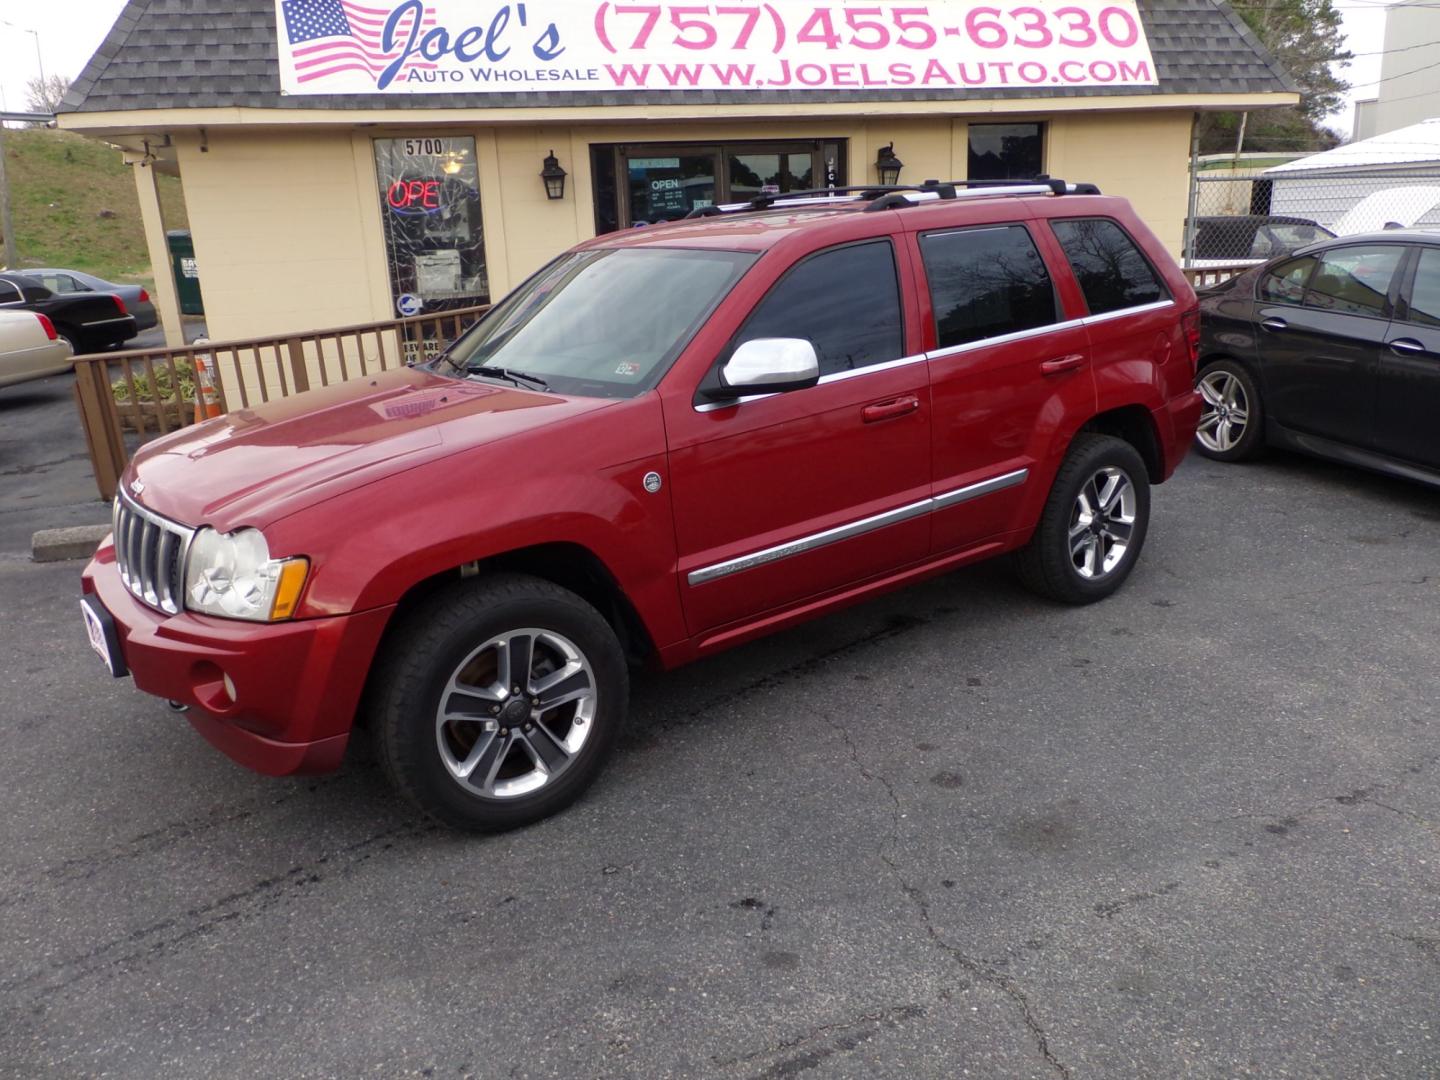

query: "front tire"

left=1015, top=434, right=1151, bottom=604
left=368, top=573, right=628, bottom=832
left=1195, top=359, right=1264, bottom=461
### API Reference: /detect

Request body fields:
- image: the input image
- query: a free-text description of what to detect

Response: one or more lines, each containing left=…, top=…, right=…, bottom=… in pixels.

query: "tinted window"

left=736, top=241, right=903, bottom=377
left=1304, top=245, right=1402, bottom=317
left=921, top=225, right=1058, bottom=349
left=0, top=281, right=21, bottom=304
left=968, top=123, right=1043, bottom=182
left=1403, top=247, right=1440, bottom=327
left=1259, top=256, right=1316, bottom=305
left=1051, top=218, right=1167, bottom=315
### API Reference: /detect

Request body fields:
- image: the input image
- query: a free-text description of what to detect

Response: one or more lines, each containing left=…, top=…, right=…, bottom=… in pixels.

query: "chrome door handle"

left=1260, top=317, right=1288, bottom=332
left=1388, top=338, right=1425, bottom=356
left=1040, top=353, right=1087, bottom=376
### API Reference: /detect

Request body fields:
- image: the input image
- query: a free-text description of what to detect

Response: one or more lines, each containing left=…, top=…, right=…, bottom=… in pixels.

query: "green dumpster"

left=166, top=229, right=205, bottom=315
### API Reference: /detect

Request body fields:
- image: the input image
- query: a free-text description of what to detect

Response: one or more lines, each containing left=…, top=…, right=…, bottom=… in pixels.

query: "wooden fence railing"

left=73, top=305, right=490, bottom=500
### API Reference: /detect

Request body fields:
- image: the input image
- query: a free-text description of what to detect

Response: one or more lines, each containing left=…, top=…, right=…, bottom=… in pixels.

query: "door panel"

left=1260, top=244, right=1404, bottom=446
left=662, top=236, right=931, bottom=635
left=914, top=221, right=1096, bottom=552
left=1376, top=245, right=1440, bottom=468
left=668, top=367, right=931, bottom=632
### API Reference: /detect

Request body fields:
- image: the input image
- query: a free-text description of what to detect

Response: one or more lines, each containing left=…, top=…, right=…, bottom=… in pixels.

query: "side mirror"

left=710, top=338, right=820, bottom=398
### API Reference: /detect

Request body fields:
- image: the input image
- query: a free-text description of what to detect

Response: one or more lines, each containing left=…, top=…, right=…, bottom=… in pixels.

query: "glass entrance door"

left=626, top=151, right=721, bottom=225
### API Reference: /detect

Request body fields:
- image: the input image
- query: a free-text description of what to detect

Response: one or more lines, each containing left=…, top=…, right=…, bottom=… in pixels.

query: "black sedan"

left=0, top=272, right=138, bottom=355
left=26, top=268, right=158, bottom=335
left=1195, top=230, right=1440, bottom=488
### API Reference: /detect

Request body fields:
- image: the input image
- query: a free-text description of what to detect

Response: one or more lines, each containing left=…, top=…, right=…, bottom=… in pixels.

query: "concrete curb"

left=32, top=524, right=110, bottom=563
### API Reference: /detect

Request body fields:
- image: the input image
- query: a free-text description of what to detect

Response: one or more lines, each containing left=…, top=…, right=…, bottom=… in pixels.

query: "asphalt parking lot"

left=1, top=448, right=1438, bottom=1079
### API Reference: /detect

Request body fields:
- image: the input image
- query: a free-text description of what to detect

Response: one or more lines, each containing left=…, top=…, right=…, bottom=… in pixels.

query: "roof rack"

left=684, top=177, right=1101, bottom=219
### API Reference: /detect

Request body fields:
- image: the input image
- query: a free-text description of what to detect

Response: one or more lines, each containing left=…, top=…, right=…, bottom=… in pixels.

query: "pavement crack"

left=2, top=821, right=435, bottom=1007
left=712, top=1001, right=929, bottom=1073
left=1093, top=881, right=1181, bottom=919
left=820, top=711, right=1071, bottom=1080
left=1281, top=573, right=1433, bottom=600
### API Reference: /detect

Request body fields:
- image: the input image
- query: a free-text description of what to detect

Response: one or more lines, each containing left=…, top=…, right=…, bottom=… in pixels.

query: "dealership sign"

left=276, top=0, right=1157, bottom=95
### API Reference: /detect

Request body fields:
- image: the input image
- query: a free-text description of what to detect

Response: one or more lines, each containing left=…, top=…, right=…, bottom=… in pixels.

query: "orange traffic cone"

left=192, top=343, right=222, bottom=423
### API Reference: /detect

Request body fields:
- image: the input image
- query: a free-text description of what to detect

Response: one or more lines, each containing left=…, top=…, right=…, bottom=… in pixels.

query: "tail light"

left=138, top=288, right=150, bottom=303
left=113, top=295, right=129, bottom=315
left=36, top=313, right=58, bottom=341
left=1181, top=305, right=1201, bottom=375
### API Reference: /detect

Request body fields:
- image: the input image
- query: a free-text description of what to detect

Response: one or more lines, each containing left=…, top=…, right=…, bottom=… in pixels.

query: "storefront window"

left=967, top=124, right=1045, bottom=182
left=592, top=141, right=847, bottom=232
left=373, top=136, right=488, bottom=317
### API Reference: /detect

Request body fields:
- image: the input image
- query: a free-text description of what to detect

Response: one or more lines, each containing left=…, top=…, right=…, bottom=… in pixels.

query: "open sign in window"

left=374, top=136, right=489, bottom=316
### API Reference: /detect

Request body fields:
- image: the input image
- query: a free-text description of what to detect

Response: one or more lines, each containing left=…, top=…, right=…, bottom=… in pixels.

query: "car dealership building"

left=58, top=0, right=1295, bottom=345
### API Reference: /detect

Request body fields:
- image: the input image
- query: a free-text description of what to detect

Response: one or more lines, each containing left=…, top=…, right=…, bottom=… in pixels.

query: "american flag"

left=281, top=0, right=439, bottom=85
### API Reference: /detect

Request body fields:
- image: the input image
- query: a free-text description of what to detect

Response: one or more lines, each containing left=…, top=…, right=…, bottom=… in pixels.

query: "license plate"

left=80, top=598, right=126, bottom=677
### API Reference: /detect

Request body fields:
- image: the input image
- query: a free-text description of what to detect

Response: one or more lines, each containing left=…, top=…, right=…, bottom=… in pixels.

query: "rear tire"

left=1015, top=434, right=1151, bottom=605
left=1195, top=358, right=1265, bottom=461
left=367, top=573, right=628, bottom=832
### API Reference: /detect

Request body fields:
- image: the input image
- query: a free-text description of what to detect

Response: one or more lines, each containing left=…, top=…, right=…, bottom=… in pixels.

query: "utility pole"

left=0, top=122, right=15, bottom=269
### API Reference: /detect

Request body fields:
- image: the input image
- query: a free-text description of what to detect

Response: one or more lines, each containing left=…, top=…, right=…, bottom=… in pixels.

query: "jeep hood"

left=124, top=367, right=618, bottom=530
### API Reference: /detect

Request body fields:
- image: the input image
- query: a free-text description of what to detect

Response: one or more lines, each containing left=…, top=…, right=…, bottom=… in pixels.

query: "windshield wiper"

left=466, top=365, right=550, bottom=391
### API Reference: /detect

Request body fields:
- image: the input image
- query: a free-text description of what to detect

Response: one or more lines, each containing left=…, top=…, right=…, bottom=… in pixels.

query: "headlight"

left=183, top=527, right=309, bottom=622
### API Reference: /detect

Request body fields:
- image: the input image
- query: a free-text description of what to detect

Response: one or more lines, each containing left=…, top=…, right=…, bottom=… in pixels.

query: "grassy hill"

left=0, top=127, right=189, bottom=288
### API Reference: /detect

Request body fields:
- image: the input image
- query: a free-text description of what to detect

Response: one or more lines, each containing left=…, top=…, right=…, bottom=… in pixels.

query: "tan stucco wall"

left=168, top=109, right=1195, bottom=341
left=1046, top=110, right=1194, bottom=255
left=174, top=129, right=390, bottom=341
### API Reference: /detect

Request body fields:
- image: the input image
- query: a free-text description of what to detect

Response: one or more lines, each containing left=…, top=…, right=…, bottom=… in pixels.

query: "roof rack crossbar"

left=681, top=176, right=1099, bottom=219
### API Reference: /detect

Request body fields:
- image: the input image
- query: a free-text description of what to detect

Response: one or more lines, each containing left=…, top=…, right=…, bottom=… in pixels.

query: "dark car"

left=27, top=268, right=158, bottom=336
left=1195, top=230, right=1440, bottom=487
left=0, top=272, right=138, bottom=354
left=1187, top=215, right=1335, bottom=265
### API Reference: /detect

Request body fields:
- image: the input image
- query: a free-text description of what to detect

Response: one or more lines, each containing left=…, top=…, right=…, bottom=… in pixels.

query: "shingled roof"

left=61, top=0, right=1295, bottom=114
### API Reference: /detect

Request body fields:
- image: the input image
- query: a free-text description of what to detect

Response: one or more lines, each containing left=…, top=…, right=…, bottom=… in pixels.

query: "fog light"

left=222, top=673, right=237, bottom=703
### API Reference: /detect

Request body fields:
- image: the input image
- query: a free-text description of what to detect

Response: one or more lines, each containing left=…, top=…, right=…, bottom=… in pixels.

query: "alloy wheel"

left=1197, top=370, right=1250, bottom=453
left=435, top=628, right=597, bottom=799
left=1068, top=466, right=1137, bottom=580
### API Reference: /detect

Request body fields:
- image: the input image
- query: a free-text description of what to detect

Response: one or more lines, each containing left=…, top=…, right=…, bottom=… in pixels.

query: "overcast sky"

left=0, top=0, right=1396, bottom=139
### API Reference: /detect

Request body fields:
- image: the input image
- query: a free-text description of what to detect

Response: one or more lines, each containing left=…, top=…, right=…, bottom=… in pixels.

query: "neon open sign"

left=387, top=178, right=443, bottom=213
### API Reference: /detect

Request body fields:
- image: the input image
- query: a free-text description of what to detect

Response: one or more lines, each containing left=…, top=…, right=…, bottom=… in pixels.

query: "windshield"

left=439, top=246, right=757, bottom=397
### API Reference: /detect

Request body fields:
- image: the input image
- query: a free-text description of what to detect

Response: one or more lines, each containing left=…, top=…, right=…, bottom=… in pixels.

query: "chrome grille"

left=112, top=492, right=195, bottom=615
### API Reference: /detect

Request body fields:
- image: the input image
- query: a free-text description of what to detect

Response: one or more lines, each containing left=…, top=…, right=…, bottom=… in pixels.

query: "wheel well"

left=389, top=542, right=657, bottom=668
left=1082, top=406, right=1163, bottom=483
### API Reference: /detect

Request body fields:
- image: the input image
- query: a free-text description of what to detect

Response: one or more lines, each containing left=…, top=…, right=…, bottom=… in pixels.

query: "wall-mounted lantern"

left=540, top=151, right=568, bottom=200
left=875, top=142, right=904, bottom=186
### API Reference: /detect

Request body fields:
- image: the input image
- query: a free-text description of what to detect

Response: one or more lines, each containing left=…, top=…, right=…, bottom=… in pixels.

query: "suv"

left=81, top=180, right=1201, bottom=831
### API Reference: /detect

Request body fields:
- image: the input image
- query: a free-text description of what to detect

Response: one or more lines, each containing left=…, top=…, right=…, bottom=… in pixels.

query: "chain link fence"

left=1184, top=163, right=1440, bottom=268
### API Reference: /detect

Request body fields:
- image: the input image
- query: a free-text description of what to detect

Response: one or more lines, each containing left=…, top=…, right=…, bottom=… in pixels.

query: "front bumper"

left=81, top=543, right=394, bottom=775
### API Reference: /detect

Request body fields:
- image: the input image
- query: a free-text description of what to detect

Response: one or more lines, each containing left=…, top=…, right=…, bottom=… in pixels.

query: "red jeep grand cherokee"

left=81, top=179, right=1201, bottom=831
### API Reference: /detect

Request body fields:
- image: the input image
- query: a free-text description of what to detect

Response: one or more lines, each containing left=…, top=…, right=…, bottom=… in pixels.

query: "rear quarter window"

left=1050, top=217, right=1168, bottom=315
left=919, top=224, right=1059, bottom=349
left=1258, top=256, right=1316, bottom=306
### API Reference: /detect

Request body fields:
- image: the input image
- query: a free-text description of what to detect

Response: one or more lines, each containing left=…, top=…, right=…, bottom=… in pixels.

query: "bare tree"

left=24, top=74, right=71, bottom=117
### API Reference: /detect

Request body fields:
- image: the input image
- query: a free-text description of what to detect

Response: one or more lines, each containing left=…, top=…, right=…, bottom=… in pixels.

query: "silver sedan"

left=0, top=309, right=75, bottom=388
